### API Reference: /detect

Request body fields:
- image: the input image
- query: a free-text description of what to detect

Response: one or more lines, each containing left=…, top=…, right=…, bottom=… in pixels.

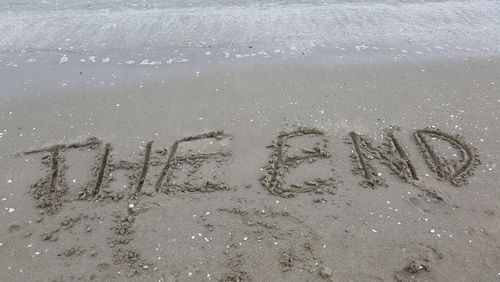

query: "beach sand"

left=1, top=1, right=500, bottom=281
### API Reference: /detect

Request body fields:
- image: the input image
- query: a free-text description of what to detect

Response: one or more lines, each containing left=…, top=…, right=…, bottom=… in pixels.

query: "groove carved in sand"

left=24, top=137, right=102, bottom=214
left=155, top=131, right=231, bottom=194
left=21, top=127, right=480, bottom=216
left=349, top=129, right=419, bottom=188
left=261, top=127, right=333, bottom=198
left=135, top=141, right=153, bottom=193
left=82, top=143, right=112, bottom=199
left=414, top=128, right=480, bottom=186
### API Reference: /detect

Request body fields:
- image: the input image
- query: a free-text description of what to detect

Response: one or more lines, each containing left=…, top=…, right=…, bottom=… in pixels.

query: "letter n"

left=349, top=129, right=418, bottom=187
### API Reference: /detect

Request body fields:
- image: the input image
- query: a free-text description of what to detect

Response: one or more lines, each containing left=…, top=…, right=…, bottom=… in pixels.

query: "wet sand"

left=0, top=51, right=499, bottom=281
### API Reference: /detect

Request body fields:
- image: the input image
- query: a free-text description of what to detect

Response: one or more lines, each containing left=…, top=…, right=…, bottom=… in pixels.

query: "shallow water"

left=1, top=0, right=499, bottom=68
left=2, top=0, right=479, bottom=12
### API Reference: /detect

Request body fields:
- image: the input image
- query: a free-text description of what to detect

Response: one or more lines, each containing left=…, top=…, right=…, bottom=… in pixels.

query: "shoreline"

left=2, top=0, right=500, bottom=69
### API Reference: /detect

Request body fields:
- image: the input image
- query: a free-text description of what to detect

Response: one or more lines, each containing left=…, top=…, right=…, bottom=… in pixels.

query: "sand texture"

left=1, top=0, right=500, bottom=281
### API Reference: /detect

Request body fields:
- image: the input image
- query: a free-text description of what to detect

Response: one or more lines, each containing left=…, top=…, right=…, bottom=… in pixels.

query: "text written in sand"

left=22, top=126, right=479, bottom=215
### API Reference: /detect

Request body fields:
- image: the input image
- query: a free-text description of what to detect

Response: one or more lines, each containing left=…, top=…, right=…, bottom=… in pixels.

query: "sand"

left=1, top=0, right=500, bottom=281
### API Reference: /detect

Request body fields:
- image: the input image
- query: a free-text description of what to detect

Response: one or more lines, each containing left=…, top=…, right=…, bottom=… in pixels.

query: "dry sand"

left=1, top=1, right=500, bottom=281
